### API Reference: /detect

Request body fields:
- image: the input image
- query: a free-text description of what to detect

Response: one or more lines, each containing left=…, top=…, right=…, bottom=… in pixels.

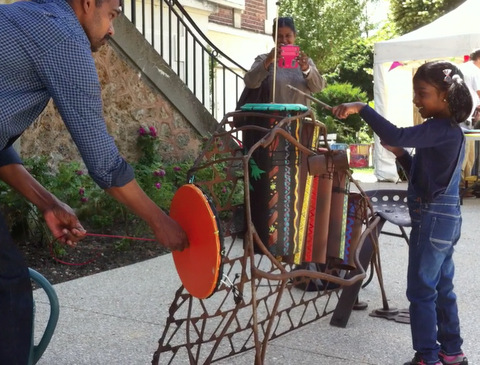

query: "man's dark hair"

left=469, top=48, right=480, bottom=61
left=66, top=0, right=123, bottom=8
left=99, top=0, right=124, bottom=7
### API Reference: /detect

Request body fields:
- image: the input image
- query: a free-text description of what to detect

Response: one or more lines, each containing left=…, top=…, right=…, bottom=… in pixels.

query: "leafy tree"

left=390, top=0, right=466, bottom=34
left=326, top=38, right=374, bottom=101
left=279, top=0, right=369, bottom=72
left=325, top=19, right=398, bottom=101
left=313, top=83, right=370, bottom=143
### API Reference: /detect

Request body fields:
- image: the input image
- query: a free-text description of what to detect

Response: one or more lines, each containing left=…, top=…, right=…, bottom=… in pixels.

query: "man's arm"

left=106, top=180, right=187, bottom=251
left=38, top=41, right=187, bottom=251
left=89, top=170, right=188, bottom=251
left=0, top=162, right=86, bottom=246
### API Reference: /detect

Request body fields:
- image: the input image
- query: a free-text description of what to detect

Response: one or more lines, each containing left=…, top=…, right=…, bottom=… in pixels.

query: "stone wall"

left=20, top=45, right=203, bottom=167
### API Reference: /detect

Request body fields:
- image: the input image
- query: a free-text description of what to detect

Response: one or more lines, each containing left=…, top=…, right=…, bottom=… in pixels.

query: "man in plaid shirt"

left=0, top=0, right=187, bottom=362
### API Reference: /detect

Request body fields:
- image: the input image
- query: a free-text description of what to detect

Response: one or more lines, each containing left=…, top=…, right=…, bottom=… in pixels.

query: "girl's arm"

left=331, top=102, right=367, bottom=119
left=381, top=142, right=412, bottom=180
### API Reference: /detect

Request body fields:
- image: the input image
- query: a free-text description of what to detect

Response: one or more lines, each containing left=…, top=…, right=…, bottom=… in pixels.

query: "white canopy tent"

left=372, top=0, right=480, bottom=181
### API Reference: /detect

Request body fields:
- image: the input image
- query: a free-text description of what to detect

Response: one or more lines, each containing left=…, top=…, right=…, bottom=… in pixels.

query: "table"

left=465, top=131, right=480, bottom=171
left=464, top=131, right=480, bottom=200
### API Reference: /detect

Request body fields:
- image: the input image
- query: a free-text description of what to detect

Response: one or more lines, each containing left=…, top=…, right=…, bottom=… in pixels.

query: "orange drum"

left=170, top=184, right=223, bottom=299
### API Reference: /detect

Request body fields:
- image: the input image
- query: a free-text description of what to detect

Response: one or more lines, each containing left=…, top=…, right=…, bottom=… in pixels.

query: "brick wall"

left=209, top=0, right=266, bottom=33
left=241, top=0, right=266, bottom=32
left=209, top=6, right=234, bottom=27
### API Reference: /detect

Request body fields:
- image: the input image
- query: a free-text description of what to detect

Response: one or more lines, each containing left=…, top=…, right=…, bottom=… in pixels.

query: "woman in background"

left=243, top=16, right=326, bottom=106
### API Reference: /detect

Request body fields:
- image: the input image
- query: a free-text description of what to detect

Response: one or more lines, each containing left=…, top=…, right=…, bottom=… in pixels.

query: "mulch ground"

left=19, top=232, right=168, bottom=285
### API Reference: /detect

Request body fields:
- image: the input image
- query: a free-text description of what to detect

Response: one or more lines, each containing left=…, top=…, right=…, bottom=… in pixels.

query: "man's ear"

left=80, top=0, right=95, bottom=15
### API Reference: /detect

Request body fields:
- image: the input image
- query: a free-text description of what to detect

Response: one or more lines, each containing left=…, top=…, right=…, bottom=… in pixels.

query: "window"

left=208, top=0, right=245, bottom=10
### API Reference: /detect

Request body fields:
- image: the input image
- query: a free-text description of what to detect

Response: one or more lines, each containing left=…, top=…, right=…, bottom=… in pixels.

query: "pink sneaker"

left=404, top=353, right=442, bottom=365
left=439, top=351, right=468, bottom=365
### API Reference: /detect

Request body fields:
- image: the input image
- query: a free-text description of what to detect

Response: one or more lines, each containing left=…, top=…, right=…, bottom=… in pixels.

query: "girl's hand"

left=380, top=141, right=406, bottom=158
left=332, top=102, right=366, bottom=119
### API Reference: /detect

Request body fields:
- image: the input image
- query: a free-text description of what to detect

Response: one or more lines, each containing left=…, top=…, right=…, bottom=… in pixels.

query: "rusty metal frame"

left=152, top=110, right=379, bottom=364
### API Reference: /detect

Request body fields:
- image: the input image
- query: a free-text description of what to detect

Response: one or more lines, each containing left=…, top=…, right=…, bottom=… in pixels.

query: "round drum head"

left=170, top=184, right=222, bottom=299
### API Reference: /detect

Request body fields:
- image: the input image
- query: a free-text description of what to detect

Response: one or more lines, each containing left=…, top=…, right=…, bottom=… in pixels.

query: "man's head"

left=68, top=0, right=122, bottom=52
left=469, top=48, right=480, bottom=62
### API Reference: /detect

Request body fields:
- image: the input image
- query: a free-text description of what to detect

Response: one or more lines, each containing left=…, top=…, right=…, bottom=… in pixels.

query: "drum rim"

left=170, top=184, right=224, bottom=299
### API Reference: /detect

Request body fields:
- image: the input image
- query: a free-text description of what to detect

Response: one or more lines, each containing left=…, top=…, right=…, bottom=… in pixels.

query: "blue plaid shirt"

left=0, top=0, right=133, bottom=189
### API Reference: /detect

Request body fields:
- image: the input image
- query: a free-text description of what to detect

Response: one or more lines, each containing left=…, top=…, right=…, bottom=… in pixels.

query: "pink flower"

left=138, top=127, right=147, bottom=136
left=153, top=169, right=166, bottom=177
left=149, top=126, right=157, bottom=137
left=222, top=186, right=227, bottom=193
left=75, top=170, right=84, bottom=175
left=79, top=188, right=85, bottom=196
left=173, top=166, right=181, bottom=172
left=155, top=182, right=162, bottom=189
left=80, top=197, right=89, bottom=203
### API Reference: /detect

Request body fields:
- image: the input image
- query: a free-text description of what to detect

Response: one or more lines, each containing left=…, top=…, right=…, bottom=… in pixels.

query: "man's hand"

left=152, top=214, right=189, bottom=252
left=106, top=179, right=188, bottom=252
left=43, top=200, right=86, bottom=247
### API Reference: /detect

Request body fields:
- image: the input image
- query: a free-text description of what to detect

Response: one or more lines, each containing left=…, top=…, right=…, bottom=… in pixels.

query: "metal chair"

left=365, top=189, right=410, bottom=245
left=359, top=189, right=411, bottom=323
left=362, top=189, right=410, bottom=289
left=28, top=268, right=59, bottom=365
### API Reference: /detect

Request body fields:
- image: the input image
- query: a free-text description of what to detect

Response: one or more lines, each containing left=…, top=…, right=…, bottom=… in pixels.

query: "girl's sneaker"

left=438, top=351, right=468, bottom=365
left=404, top=353, right=442, bottom=365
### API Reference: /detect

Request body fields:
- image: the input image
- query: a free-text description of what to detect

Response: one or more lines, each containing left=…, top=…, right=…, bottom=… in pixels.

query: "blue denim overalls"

left=407, top=139, right=465, bottom=364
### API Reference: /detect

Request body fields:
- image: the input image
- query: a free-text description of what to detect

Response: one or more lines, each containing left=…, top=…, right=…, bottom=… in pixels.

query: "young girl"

left=332, top=61, right=471, bottom=365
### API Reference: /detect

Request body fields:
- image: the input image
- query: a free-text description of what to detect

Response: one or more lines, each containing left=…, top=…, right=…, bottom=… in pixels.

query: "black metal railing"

left=122, top=0, right=247, bottom=120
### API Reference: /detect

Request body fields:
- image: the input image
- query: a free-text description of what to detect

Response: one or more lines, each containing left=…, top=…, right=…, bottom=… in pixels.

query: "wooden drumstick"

left=287, top=84, right=332, bottom=111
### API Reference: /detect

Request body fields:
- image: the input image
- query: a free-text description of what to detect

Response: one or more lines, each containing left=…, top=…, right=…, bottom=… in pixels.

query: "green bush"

left=313, top=83, right=372, bottom=144
left=0, top=127, right=195, bottom=246
left=0, top=156, right=53, bottom=241
left=0, top=126, right=247, bottom=248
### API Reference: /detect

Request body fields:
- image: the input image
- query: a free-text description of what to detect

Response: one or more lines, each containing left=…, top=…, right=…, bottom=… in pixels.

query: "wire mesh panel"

left=152, top=108, right=378, bottom=364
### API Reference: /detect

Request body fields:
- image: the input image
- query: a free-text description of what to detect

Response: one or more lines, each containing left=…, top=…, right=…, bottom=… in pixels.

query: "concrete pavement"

left=33, top=177, right=480, bottom=364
